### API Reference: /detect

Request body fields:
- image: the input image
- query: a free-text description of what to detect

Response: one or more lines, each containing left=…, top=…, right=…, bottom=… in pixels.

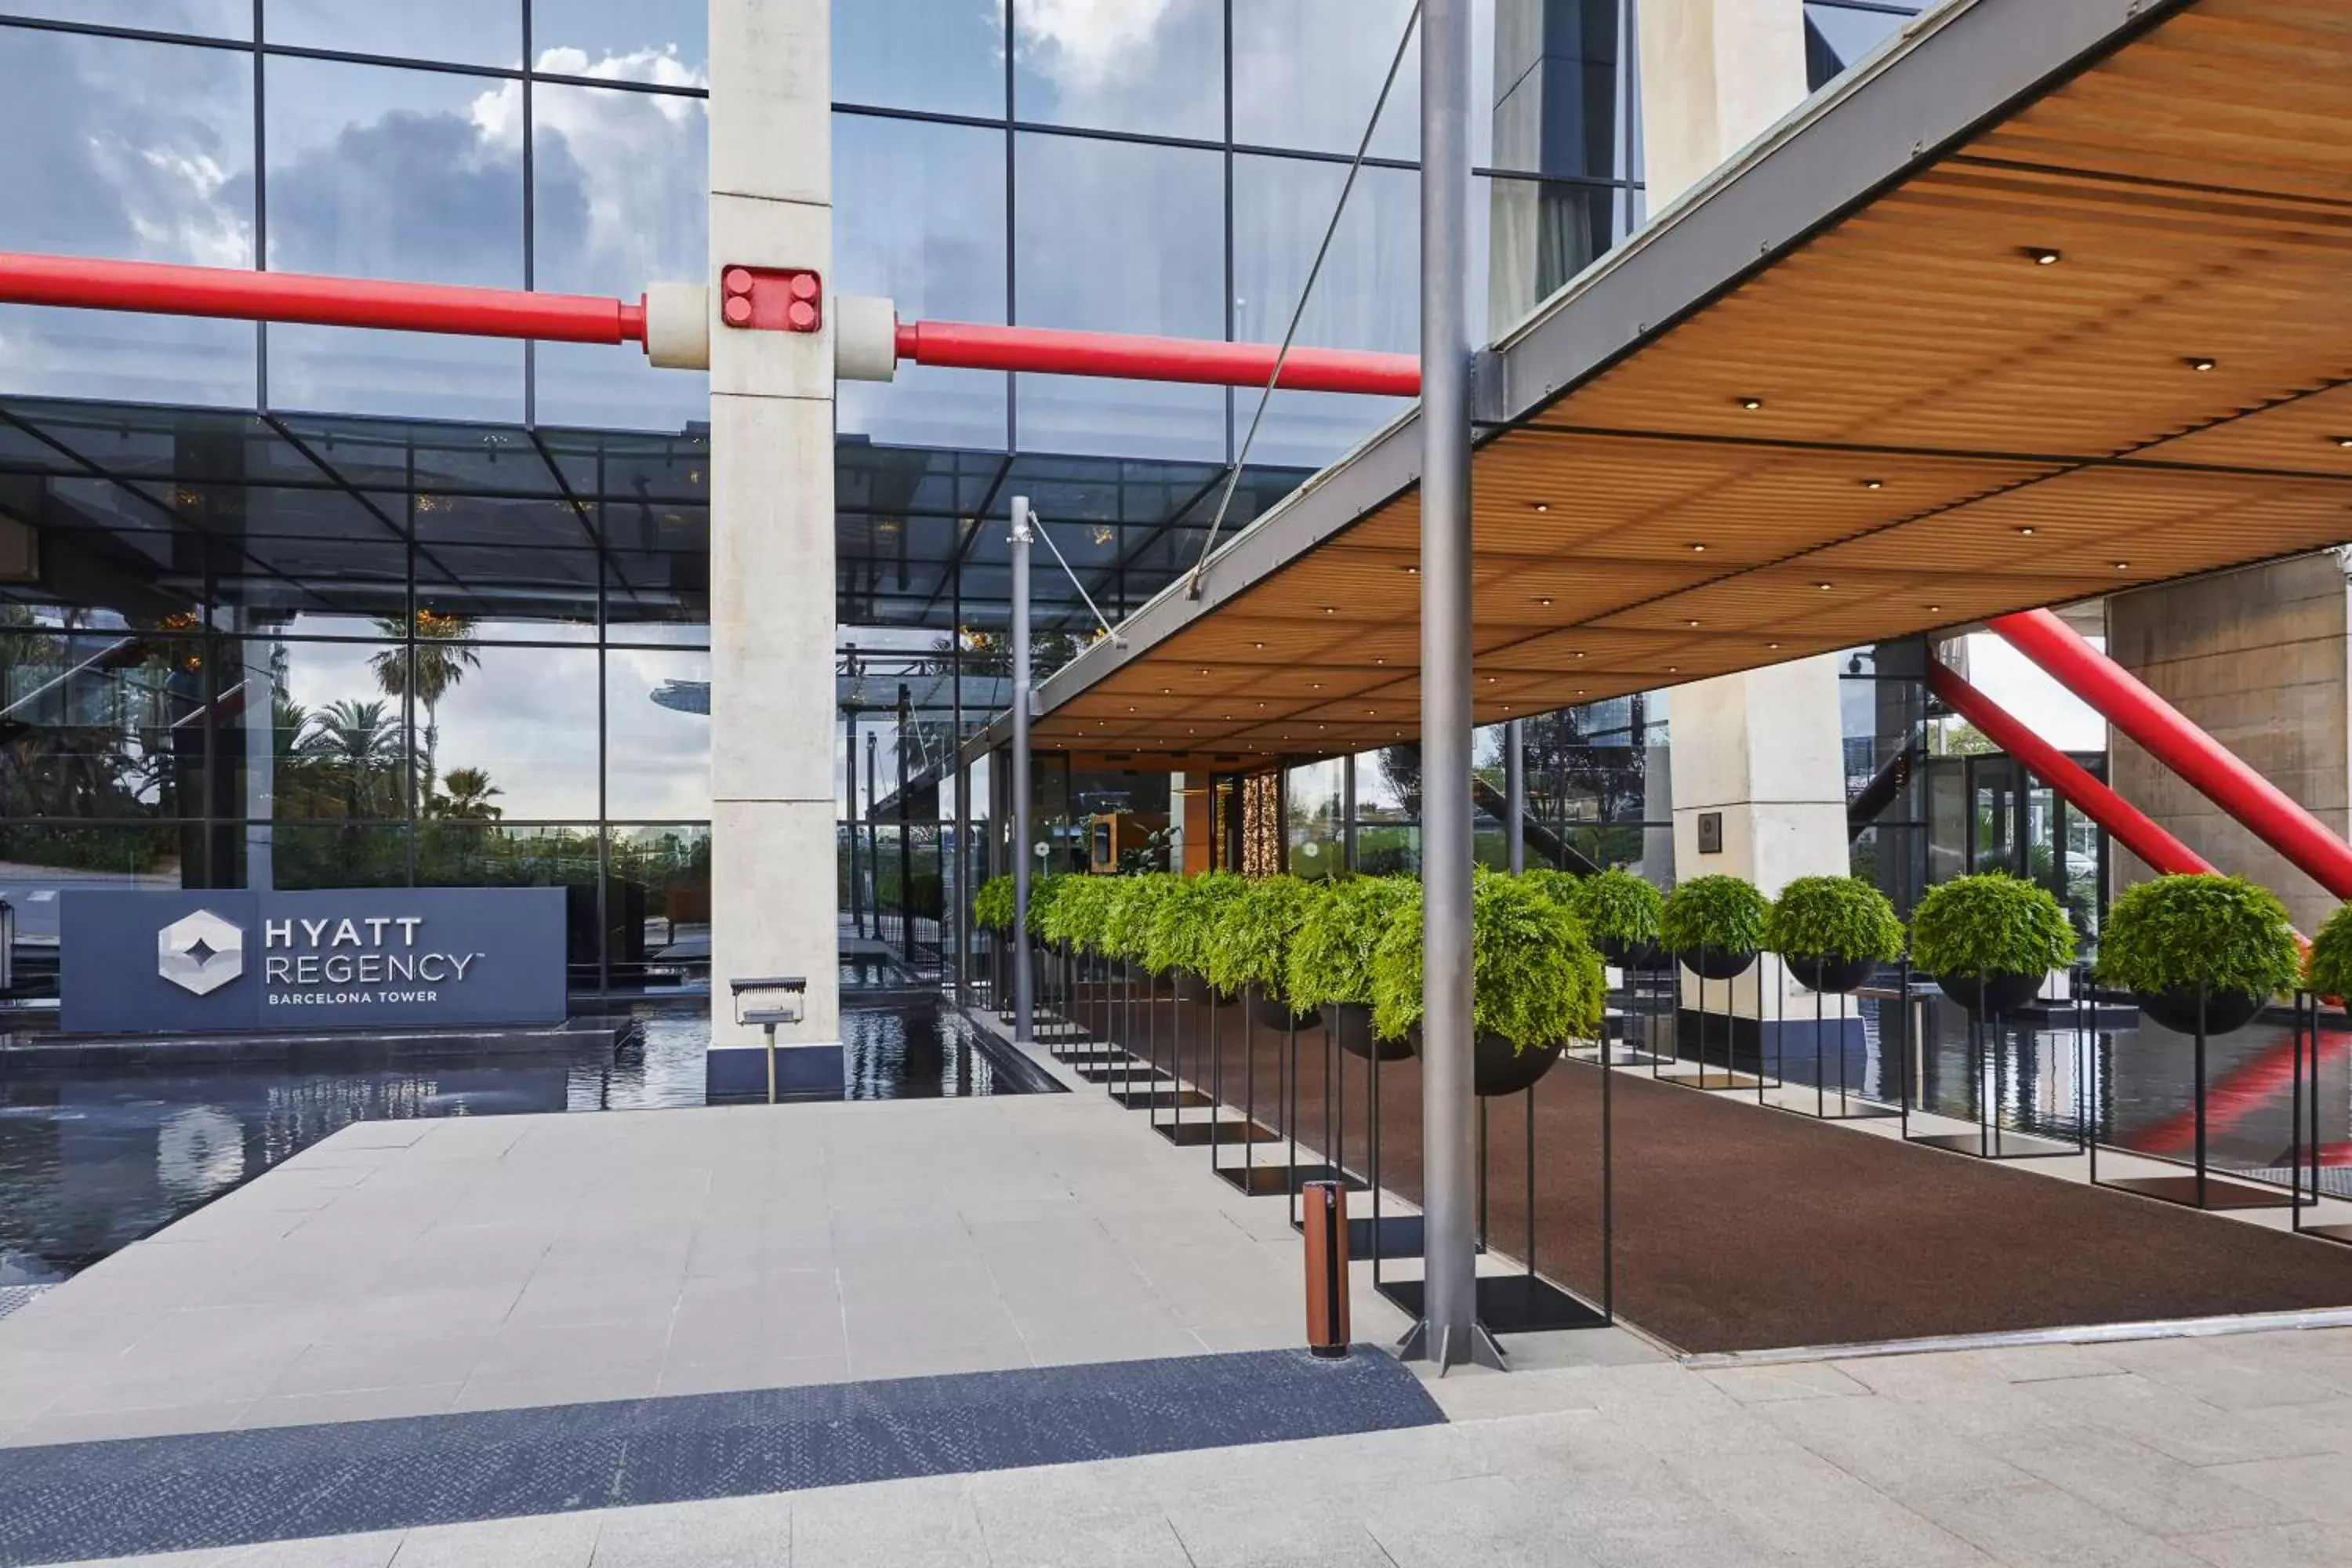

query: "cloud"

left=1008, top=0, right=1179, bottom=94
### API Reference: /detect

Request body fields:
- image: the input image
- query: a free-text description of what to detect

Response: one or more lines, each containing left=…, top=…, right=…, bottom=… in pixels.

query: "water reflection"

left=0, top=999, right=1014, bottom=1280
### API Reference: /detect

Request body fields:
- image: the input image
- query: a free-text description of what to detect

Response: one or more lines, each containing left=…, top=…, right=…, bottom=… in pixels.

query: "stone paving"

left=0, top=1093, right=1416, bottom=1450
left=38, top=1323, right=2352, bottom=1566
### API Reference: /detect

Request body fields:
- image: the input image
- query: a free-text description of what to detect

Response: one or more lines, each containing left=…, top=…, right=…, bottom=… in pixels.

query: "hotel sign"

left=60, top=888, right=567, bottom=1036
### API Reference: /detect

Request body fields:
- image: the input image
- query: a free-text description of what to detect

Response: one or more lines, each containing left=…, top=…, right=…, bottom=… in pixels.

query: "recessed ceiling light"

left=2114, top=561, right=2130, bottom=570
left=1323, top=606, right=1337, bottom=615
left=1575, top=688, right=1585, bottom=696
left=1160, top=687, right=1171, bottom=694
left=2018, top=526, right=2035, bottom=536
left=1486, top=676, right=1498, bottom=684
left=2022, top=247, right=2063, bottom=266
left=1690, top=543, right=1707, bottom=553
left=1253, top=641, right=1265, bottom=649
left=1374, top=656, right=1385, bottom=664
left=1575, top=651, right=1586, bottom=658
left=1817, top=583, right=1833, bottom=591
left=1404, top=564, right=1418, bottom=574
left=1501, top=704, right=1512, bottom=712
left=1738, top=397, right=1764, bottom=411
left=1200, top=667, right=1211, bottom=674
left=1687, top=619, right=1701, bottom=628
left=1531, top=502, right=1550, bottom=513
left=1309, top=682, right=1321, bottom=689
left=1667, top=666, right=1678, bottom=673
left=2335, top=437, right=2352, bottom=450
left=2186, top=356, right=2216, bottom=372
left=1862, top=479, right=1884, bottom=491
left=1366, top=709, right=1377, bottom=717
left=1537, top=597, right=1553, bottom=606
left=1767, top=641, right=1781, bottom=649
left=1928, top=604, right=1942, bottom=613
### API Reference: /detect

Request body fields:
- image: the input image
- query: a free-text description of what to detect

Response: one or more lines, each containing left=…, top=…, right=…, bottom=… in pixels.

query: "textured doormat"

left=0, top=1348, right=1441, bottom=1566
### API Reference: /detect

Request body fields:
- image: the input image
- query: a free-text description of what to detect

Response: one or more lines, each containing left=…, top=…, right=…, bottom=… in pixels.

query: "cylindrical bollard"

left=1301, top=1179, right=1351, bottom=1359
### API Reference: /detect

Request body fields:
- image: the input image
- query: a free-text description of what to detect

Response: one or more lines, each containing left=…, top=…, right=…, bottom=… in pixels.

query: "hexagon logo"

left=157, top=909, right=245, bottom=997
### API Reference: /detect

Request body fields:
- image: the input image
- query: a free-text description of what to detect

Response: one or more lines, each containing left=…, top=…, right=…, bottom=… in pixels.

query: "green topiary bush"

left=1041, top=874, right=1114, bottom=952
left=1907, top=873, right=2077, bottom=978
left=1765, top=876, right=1905, bottom=962
left=1368, top=872, right=1606, bottom=1050
left=1144, top=871, right=1246, bottom=978
left=1025, top=874, right=1066, bottom=940
left=2095, top=873, right=2300, bottom=1000
left=1101, top=873, right=1174, bottom=964
left=1572, top=866, right=1666, bottom=951
left=2307, top=903, right=2352, bottom=1000
left=1287, top=876, right=1417, bottom=1012
left=1204, top=876, right=1313, bottom=1003
left=1658, top=874, right=1769, bottom=956
left=1518, top=867, right=1584, bottom=910
left=971, top=875, right=1014, bottom=935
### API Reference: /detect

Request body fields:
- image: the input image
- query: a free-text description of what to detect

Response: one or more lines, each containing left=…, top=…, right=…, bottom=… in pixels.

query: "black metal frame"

left=2089, top=983, right=2299, bottom=1212
left=1767, top=968, right=1900, bottom=1123
left=1899, top=964, right=2078, bottom=1161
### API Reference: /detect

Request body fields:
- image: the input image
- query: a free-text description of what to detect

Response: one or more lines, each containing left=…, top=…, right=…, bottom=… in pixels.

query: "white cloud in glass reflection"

left=1008, top=0, right=1178, bottom=93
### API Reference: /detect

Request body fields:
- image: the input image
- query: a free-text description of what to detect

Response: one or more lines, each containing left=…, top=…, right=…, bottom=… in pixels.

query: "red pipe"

left=893, top=319, right=1421, bottom=397
left=1926, top=661, right=2216, bottom=878
left=1989, top=608, right=2352, bottom=902
left=0, top=252, right=645, bottom=345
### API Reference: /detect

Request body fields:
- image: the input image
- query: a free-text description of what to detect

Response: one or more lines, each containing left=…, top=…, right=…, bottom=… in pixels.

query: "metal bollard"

left=1301, top=1179, right=1351, bottom=1359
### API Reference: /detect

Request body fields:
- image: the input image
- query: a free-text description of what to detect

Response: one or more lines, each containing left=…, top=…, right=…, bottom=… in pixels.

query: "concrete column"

left=1642, top=0, right=1849, bottom=1058
left=706, top=0, right=840, bottom=1076
left=2108, top=554, right=2352, bottom=935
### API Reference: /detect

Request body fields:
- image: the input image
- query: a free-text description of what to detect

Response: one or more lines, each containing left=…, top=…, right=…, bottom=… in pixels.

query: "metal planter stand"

left=1769, top=964, right=1899, bottom=1122
left=1374, top=1045, right=1610, bottom=1336
left=1902, top=969, right=2078, bottom=1160
left=2292, top=992, right=2350, bottom=1242
left=1579, top=946, right=1669, bottom=1069
left=2091, top=982, right=2296, bottom=1210
left=1657, top=950, right=1766, bottom=1094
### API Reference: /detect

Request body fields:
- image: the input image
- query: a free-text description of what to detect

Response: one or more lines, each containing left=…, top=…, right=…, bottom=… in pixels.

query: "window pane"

left=0, top=27, right=256, bottom=405
left=1012, top=0, right=1220, bottom=139
left=0, top=630, right=205, bottom=823
left=532, top=82, right=709, bottom=430
left=1232, top=0, right=1497, bottom=166
left=0, top=2, right=250, bottom=35
left=264, top=0, right=522, bottom=67
left=1806, top=2, right=1911, bottom=81
left=532, top=0, right=707, bottom=83
left=424, top=644, right=600, bottom=818
left=1231, top=154, right=1417, bottom=466
left=605, top=646, right=710, bottom=817
left=1489, top=0, right=1622, bottom=179
left=272, top=637, right=416, bottom=819
left=263, top=57, right=526, bottom=419
left=609, top=825, right=710, bottom=989
left=1013, top=134, right=1222, bottom=460
left=0, top=825, right=188, bottom=998
left=835, top=0, right=1002, bottom=118
left=835, top=114, right=1008, bottom=451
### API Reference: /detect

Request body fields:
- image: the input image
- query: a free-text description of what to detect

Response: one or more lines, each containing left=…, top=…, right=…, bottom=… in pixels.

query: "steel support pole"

left=1405, top=0, right=1494, bottom=1372
left=866, top=731, right=879, bottom=944
left=898, top=682, right=913, bottom=964
left=1011, top=497, right=1036, bottom=1048
left=1505, top=719, right=1526, bottom=876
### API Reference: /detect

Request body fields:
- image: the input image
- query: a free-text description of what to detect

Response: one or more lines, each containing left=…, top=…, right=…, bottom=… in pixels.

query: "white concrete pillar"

left=706, top=0, right=840, bottom=1062
left=1641, top=0, right=1850, bottom=1050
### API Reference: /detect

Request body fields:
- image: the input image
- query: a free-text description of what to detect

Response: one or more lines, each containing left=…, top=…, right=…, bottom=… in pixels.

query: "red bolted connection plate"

left=719, top=265, right=822, bottom=333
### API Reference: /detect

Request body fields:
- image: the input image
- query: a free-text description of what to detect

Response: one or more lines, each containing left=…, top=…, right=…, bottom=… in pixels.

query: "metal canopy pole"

left=1505, top=719, right=1526, bottom=876
left=1404, top=0, right=1494, bottom=1371
left=1011, top=496, right=1036, bottom=1048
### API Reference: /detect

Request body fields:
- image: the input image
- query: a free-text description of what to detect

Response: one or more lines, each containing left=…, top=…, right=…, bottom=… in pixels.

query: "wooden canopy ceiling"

left=1018, top=0, right=2352, bottom=762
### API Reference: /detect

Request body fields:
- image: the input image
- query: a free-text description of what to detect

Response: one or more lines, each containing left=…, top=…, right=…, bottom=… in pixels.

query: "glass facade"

left=0, top=0, right=1961, bottom=1000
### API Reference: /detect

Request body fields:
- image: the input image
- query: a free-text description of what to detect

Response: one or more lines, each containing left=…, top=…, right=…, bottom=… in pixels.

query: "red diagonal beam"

left=1990, top=608, right=2352, bottom=901
left=0, top=252, right=646, bottom=345
left=893, top=319, right=1422, bottom=396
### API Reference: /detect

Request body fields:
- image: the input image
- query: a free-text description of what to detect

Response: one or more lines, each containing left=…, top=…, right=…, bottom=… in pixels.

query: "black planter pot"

left=1247, top=989, right=1319, bottom=1033
left=1936, top=970, right=2044, bottom=1015
left=1783, top=953, right=1877, bottom=995
left=2134, top=985, right=2267, bottom=1037
left=1326, top=1002, right=1414, bottom=1062
left=1683, top=946, right=1757, bottom=981
left=1475, top=1033, right=1563, bottom=1098
left=1172, top=968, right=1210, bottom=1004
left=1598, top=936, right=1662, bottom=970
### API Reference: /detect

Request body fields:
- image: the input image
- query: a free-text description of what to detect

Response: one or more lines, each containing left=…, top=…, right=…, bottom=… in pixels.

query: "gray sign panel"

left=60, top=888, right=568, bottom=1036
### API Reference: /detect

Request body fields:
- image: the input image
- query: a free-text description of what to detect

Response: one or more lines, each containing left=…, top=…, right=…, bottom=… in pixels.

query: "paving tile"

left=2023, top=1373, right=2332, bottom=1467
left=654, top=1352, right=850, bottom=1399
left=1996, top=1427, right=2287, bottom=1536
left=238, top=1384, right=466, bottom=1432
left=1360, top=1472, right=1601, bottom=1568
left=2198, top=1454, right=2352, bottom=1526
left=586, top=1495, right=792, bottom=1566
left=1753, top=1388, right=2034, bottom=1504
left=1701, top=1361, right=1875, bottom=1403
left=1166, top=1500, right=1394, bottom=1568
left=788, top=1475, right=988, bottom=1567
left=2176, top=1521, right=2352, bottom=1568
left=208, top=1530, right=408, bottom=1566
left=383, top=1512, right=602, bottom=1566
left=978, top=1509, right=1193, bottom=1568
left=1911, top=1481, right=2210, bottom=1567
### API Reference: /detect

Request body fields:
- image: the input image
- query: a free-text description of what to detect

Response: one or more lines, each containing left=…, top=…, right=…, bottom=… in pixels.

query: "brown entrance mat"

left=1102, top=986, right=2352, bottom=1355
